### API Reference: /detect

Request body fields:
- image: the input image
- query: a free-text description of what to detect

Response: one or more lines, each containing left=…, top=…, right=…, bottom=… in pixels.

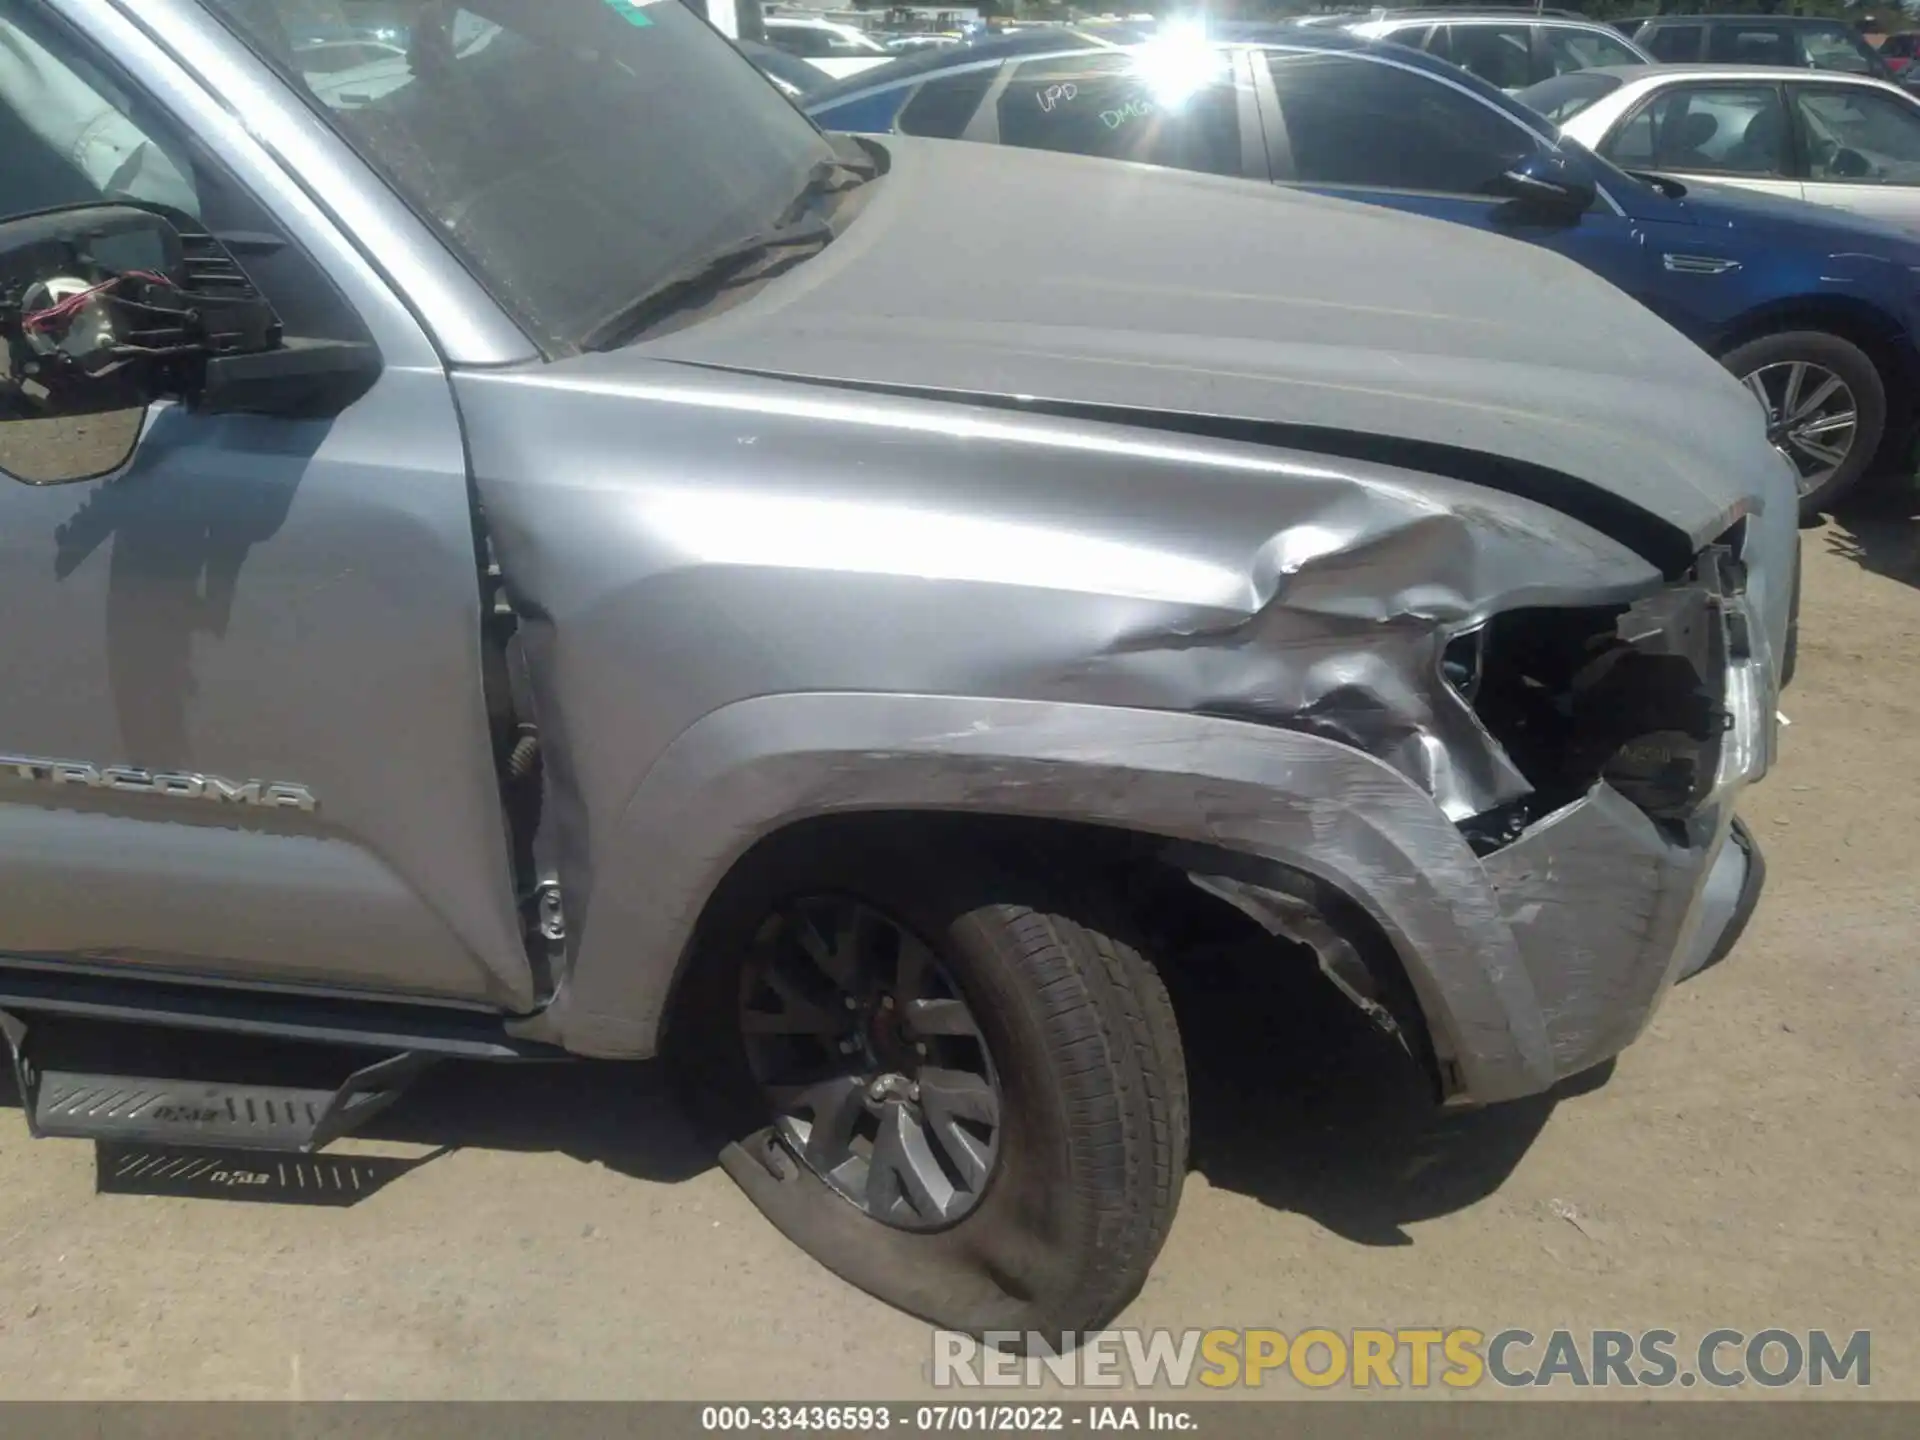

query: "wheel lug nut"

left=915, top=1042, right=928, bottom=1057
left=909, top=1082, right=921, bottom=1102
left=869, top=1080, right=887, bottom=1101
left=880, top=995, right=893, bottom=1010
left=839, top=1039, right=858, bottom=1055
left=844, top=996, right=859, bottom=1010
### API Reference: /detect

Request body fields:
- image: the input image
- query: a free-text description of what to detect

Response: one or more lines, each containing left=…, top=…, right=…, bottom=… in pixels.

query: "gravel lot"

left=0, top=489, right=1912, bottom=1401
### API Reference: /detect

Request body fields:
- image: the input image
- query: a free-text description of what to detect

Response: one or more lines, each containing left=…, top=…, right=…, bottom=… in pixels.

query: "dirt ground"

left=0, top=489, right=1913, bottom=1401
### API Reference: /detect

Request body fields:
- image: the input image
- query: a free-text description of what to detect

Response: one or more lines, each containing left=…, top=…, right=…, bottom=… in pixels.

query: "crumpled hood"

left=640, top=136, right=1793, bottom=548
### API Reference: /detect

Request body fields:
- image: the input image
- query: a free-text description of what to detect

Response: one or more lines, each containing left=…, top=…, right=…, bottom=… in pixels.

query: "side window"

left=768, top=26, right=836, bottom=60
left=0, top=1, right=362, bottom=340
left=0, top=3, right=200, bottom=221
left=1642, top=25, right=1702, bottom=63
left=995, top=53, right=1243, bottom=177
left=1541, top=27, right=1648, bottom=77
left=1706, top=26, right=1794, bottom=67
left=1798, top=26, right=1883, bottom=77
left=0, top=0, right=358, bottom=485
left=1606, top=86, right=1790, bottom=177
left=291, top=41, right=407, bottom=76
left=1795, top=86, right=1920, bottom=184
left=896, top=65, right=997, bottom=138
left=1388, top=24, right=1446, bottom=58
left=1603, top=104, right=1657, bottom=168
left=1437, top=23, right=1535, bottom=92
left=1268, top=52, right=1537, bottom=194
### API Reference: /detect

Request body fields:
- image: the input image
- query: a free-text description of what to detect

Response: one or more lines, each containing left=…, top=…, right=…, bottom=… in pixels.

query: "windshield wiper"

left=577, top=210, right=834, bottom=353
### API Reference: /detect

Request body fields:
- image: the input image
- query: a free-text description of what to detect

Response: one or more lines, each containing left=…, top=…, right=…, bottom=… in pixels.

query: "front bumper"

left=1474, top=790, right=1766, bottom=1085
left=1676, top=817, right=1766, bottom=983
left=1461, top=549, right=1777, bottom=1091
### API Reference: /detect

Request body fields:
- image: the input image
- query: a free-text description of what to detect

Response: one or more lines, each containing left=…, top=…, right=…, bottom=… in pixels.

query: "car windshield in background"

left=199, top=0, right=836, bottom=355
left=1517, top=70, right=1626, bottom=125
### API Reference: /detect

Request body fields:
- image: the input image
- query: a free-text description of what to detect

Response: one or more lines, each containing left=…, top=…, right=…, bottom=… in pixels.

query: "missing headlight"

left=1447, top=548, right=1739, bottom=843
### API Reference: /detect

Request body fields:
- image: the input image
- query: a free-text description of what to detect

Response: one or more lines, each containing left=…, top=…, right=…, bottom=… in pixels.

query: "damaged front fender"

left=457, top=362, right=1769, bottom=1098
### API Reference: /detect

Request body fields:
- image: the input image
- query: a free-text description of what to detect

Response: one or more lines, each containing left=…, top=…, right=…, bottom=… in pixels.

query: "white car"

left=1341, top=11, right=1652, bottom=94
left=1533, top=65, right=1920, bottom=231
left=761, top=17, right=894, bottom=80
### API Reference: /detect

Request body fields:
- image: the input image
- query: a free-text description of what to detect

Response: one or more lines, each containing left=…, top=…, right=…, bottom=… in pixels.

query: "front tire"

left=672, top=823, right=1188, bottom=1340
left=1720, top=330, right=1886, bottom=521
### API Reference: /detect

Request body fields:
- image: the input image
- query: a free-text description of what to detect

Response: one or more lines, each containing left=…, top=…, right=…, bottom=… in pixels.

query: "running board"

left=0, top=960, right=559, bottom=1059
left=0, top=1011, right=433, bottom=1153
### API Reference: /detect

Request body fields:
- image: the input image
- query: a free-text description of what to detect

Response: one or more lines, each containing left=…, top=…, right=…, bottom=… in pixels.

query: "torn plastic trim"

left=1172, top=852, right=1448, bottom=1101
left=658, top=363, right=1702, bottom=580
left=1189, top=872, right=1409, bottom=1043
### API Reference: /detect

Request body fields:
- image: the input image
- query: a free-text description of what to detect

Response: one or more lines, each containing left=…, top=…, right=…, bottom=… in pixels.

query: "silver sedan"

left=1527, top=64, right=1920, bottom=231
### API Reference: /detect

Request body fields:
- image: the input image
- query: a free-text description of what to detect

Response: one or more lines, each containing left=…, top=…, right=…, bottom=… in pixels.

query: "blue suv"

left=807, top=28, right=1920, bottom=514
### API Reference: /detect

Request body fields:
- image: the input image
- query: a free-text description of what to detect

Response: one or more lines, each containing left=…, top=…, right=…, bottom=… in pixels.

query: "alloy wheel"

left=1741, top=360, right=1859, bottom=497
left=738, top=895, right=1002, bottom=1231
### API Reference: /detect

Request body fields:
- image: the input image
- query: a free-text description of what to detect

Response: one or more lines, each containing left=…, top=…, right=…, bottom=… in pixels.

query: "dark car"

left=808, top=29, right=1920, bottom=513
left=1878, top=30, right=1920, bottom=75
left=1629, top=15, right=1897, bottom=80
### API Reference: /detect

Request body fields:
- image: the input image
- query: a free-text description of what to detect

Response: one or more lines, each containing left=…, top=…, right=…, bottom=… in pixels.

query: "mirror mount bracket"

left=200, top=337, right=381, bottom=419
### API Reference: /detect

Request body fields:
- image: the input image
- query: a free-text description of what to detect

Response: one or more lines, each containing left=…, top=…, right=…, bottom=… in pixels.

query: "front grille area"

left=1449, top=541, right=1746, bottom=848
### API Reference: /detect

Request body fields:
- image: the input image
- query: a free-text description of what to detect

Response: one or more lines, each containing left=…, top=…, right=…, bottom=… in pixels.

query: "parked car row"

left=801, top=21, right=1920, bottom=515
left=1629, top=12, right=1899, bottom=80
left=1538, top=64, right=1920, bottom=229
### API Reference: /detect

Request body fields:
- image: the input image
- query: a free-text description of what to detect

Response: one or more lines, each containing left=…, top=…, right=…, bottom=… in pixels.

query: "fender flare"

left=521, top=692, right=1556, bottom=1103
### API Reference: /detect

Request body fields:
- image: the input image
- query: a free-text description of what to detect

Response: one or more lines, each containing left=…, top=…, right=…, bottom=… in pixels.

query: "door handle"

left=1663, top=254, right=1742, bottom=275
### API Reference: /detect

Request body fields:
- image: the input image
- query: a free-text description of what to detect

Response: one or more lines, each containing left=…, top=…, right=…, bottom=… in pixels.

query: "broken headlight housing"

left=1448, top=539, right=1756, bottom=842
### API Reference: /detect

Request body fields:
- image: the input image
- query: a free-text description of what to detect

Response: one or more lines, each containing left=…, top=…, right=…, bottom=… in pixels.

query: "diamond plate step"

left=0, top=1010, right=434, bottom=1153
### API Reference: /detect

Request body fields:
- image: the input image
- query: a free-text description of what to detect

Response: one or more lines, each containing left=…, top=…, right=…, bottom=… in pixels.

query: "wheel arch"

left=1712, top=295, right=1920, bottom=435
left=511, top=691, right=1558, bottom=1105
left=652, top=809, right=1450, bottom=1103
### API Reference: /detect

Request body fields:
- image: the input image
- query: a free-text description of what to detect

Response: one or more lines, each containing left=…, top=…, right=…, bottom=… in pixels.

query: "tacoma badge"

left=0, top=755, right=317, bottom=812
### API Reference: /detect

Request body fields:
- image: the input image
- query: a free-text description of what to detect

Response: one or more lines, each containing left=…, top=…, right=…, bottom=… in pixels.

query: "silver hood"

left=641, top=135, right=1793, bottom=550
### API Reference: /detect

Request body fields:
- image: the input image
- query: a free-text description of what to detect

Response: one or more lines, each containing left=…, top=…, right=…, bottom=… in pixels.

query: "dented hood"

left=639, top=135, right=1789, bottom=549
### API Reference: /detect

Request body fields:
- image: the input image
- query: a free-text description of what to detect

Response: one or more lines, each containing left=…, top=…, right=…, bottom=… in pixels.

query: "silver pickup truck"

left=0, top=0, right=1792, bottom=1341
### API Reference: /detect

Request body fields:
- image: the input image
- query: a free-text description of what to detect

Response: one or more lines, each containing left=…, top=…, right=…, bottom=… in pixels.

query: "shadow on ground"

left=1161, top=938, right=1607, bottom=1247
left=93, top=1140, right=438, bottom=1206
left=0, top=939, right=1592, bottom=1238
left=1826, top=470, right=1920, bottom=590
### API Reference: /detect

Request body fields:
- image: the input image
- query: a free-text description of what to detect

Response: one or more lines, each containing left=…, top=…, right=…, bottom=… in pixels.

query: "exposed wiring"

left=21, top=271, right=173, bottom=333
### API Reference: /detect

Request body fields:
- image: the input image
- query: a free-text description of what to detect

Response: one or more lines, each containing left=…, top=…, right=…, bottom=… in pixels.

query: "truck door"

left=0, top=0, right=534, bottom=1009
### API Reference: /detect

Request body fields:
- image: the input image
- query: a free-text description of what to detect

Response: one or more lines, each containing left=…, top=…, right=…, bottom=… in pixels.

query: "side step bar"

left=0, top=960, right=560, bottom=1059
left=0, top=1011, right=434, bottom=1153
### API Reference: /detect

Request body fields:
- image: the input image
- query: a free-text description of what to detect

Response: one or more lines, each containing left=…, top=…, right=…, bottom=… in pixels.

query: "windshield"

left=201, top=0, right=837, bottom=355
left=1515, top=70, right=1624, bottom=124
